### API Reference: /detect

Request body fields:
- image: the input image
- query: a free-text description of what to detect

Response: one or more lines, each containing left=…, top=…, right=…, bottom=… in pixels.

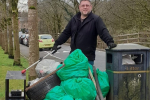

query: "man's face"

left=79, top=1, right=92, bottom=17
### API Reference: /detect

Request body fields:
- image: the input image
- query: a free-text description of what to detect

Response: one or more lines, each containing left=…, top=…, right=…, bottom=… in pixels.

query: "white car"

left=23, top=34, right=29, bottom=46
left=19, top=32, right=23, bottom=38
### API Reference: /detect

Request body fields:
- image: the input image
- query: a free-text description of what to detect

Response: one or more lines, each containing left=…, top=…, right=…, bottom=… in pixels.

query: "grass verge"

left=0, top=47, right=29, bottom=100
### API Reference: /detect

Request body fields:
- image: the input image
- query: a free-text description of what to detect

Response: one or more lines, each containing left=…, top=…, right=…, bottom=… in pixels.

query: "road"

left=20, top=44, right=106, bottom=71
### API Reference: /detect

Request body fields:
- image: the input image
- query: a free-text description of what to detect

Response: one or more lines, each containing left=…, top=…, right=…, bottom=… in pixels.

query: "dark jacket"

left=55, top=12, right=114, bottom=61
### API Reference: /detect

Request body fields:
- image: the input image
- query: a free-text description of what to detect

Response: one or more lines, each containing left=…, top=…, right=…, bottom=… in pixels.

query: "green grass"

left=0, top=47, right=29, bottom=100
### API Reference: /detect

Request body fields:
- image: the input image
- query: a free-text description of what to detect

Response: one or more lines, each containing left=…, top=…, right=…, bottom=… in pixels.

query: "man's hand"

left=108, top=43, right=117, bottom=49
left=51, top=44, right=58, bottom=54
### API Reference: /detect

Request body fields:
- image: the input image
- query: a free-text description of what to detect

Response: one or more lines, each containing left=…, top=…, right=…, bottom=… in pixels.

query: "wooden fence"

left=97, top=32, right=150, bottom=50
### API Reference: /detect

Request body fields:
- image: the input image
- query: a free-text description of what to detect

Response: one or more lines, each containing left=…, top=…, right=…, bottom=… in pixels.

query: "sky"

left=18, top=0, right=28, bottom=12
left=19, top=0, right=28, bottom=4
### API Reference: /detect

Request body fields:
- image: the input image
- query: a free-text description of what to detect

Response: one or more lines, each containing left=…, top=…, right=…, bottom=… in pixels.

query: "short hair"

left=80, top=0, right=91, bottom=4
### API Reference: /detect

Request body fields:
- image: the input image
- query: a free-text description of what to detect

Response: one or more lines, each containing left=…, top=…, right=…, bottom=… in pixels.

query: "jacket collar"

left=75, top=11, right=93, bottom=21
left=74, top=12, right=94, bottom=30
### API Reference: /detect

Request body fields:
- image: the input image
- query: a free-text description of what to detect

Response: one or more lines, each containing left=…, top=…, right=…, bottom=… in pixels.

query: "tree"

left=101, top=0, right=150, bottom=34
left=3, top=0, right=8, bottom=54
left=0, top=1, right=6, bottom=50
left=38, top=0, right=77, bottom=39
left=7, top=0, right=14, bottom=58
left=28, top=0, right=39, bottom=80
left=38, top=0, right=64, bottom=39
left=12, top=0, right=21, bottom=65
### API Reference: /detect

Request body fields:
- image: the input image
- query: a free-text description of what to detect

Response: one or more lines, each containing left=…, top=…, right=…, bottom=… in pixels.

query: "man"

left=52, top=0, right=116, bottom=65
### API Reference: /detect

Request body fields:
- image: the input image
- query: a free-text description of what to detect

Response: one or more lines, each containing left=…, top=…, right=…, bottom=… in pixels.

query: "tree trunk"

left=12, top=0, right=21, bottom=66
left=8, top=21, right=14, bottom=58
left=4, top=2, right=8, bottom=54
left=8, top=0, right=14, bottom=59
left=28, top=0, right=39, bottom=80
left=2, top=32, right=5, bottom=50
left=4, top=28, right=8, bottom=54
left=2, top=0, right=8, bottom=54
left=0, top=33, right=2, bottom=46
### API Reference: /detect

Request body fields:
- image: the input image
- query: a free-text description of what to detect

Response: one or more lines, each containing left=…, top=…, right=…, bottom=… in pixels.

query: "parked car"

left=23, top=34, right=29, bottom=46
left=19, top=31, right=23, bottom=38
left=19, top=34, right=26, bottom=44
left=39, top=34, right=55, bottom=51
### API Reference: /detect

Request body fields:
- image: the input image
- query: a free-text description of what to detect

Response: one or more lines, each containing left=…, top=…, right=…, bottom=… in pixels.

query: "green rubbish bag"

left=56, top=49, right=89, bottom=81
left=44, top=86, right=66, bottom=100
left=96, top=69, right=110, bottom=98
left=58, top=95, right=74, bottom=100
left=60, top=78, right=97, bottom=100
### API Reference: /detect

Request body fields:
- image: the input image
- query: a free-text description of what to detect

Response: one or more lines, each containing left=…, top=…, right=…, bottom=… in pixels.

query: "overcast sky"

left=18, top=0, right=28, bottom=12
left=19, top=0, right=28, bottom=4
